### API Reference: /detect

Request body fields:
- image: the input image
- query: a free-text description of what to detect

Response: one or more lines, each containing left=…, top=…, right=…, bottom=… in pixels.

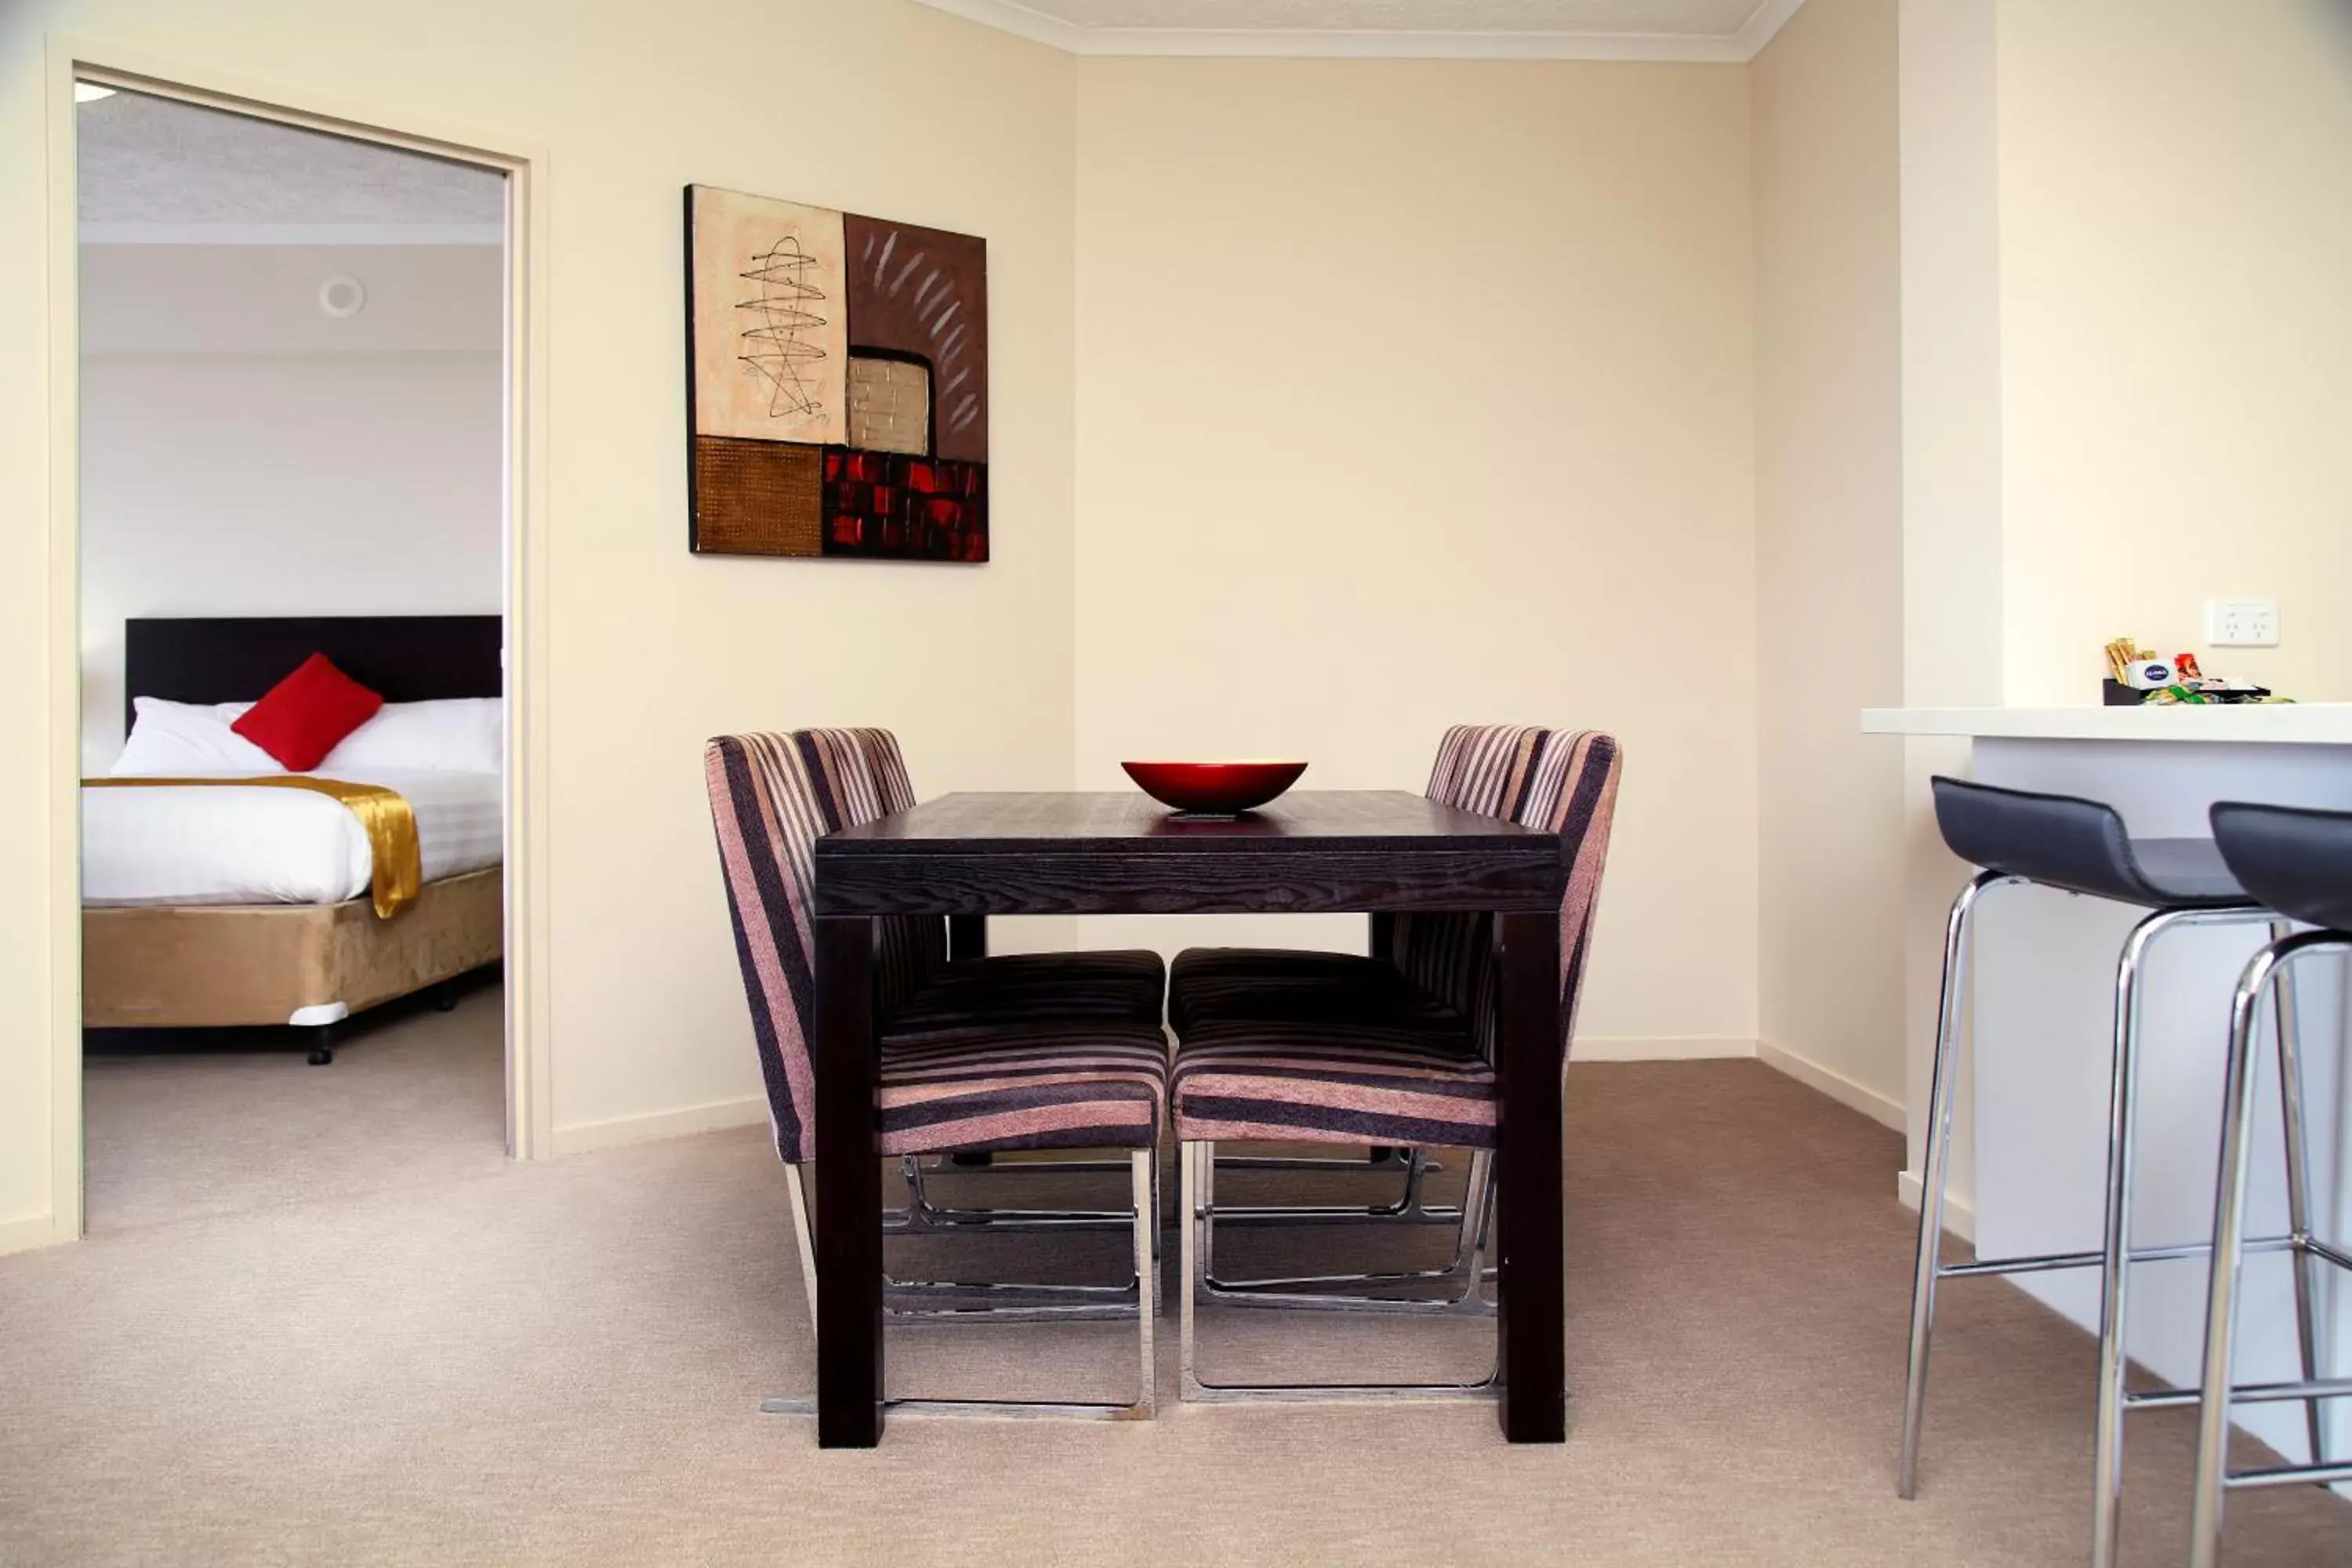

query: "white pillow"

left=318, top=698, right=503, bottom=775
left=111, top=697, right=284, bottom=777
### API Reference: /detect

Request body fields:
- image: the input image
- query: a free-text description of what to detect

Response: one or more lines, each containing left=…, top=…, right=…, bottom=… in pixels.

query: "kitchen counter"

left=1862, top=702, right=2352, bottom=743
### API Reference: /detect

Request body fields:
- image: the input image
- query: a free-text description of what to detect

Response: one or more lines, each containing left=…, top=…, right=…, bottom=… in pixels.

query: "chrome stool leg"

left=2264, top=922, right=2328, bottom=1471
left=1899, top=881, right=2281, bottom=1525
left=1899, top=869, right=2010, bottom=1497
left=2090, top=907, right=2323, bottom=1567
left=2190, top=932, right=2352, bottom=1567
left=2089, top=906, right=2175, bottom=1568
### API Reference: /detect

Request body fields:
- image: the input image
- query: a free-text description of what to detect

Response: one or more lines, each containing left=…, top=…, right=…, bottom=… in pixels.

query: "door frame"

left=40, top=34, right=555, bottom=1243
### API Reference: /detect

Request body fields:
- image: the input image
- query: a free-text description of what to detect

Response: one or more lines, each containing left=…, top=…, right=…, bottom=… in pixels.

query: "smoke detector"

left=318, top=274, right=368, bottom=318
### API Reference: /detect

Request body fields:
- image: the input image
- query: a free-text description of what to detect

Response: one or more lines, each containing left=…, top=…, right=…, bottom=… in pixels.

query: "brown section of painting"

left=842, top=213, right=988, bottom=463
left=691, top=435, right=824, bottom=557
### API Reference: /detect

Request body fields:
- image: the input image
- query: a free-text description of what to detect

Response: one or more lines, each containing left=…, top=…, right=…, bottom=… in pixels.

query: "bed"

left=82, top=615, right=506, bottom=1063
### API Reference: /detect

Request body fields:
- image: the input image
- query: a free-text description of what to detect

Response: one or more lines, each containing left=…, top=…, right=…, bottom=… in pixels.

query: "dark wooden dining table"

left=811, top=789, right=1568, bottom=1446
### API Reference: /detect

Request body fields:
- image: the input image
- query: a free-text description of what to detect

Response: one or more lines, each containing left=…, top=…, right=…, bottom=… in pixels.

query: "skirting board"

left=550, top=1095, right=768, bottom=1156
left=1896, top=1168, right=1978, bottom=1244
left=0, top=1211, right=67, bottom=1258
left=1574, top=1035, right=1756, bottom=1062
left=1754, top=1040, right=1906, bottom=1131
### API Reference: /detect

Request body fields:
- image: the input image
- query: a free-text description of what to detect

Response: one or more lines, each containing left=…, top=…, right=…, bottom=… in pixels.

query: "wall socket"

left=2206, top=599, right=2281, bottom=648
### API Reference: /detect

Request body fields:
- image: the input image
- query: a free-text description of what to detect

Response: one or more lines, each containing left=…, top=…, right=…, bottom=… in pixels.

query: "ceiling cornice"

left=909, top=0, right=1809, bottom=63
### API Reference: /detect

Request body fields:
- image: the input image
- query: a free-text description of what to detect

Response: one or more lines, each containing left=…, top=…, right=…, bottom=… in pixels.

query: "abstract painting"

left=685, top=185, right=988, bottom=562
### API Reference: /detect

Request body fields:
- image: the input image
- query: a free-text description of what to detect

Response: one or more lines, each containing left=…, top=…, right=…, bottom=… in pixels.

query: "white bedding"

left=82, top=768, right=504, bottom=908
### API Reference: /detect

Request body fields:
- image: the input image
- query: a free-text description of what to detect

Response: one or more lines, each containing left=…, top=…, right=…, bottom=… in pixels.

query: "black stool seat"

left=2210, top=801, right=2352, bottom=932
left=1933, top=777, right=2250, bottom=908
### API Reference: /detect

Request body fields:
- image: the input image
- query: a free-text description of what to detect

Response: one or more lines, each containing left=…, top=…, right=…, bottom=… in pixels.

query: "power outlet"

left=2206, top=599, right=2280, bottom=648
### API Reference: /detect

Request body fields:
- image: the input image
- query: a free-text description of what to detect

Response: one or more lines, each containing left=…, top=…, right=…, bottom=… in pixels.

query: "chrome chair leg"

left=893, top=1155, right=1134, bottom=1233
left=1197, top=1139, right=1497, bottom=1314
left=768, top=1149, right=1159, bottom=1421
left=1900, top=869, right=2010, bottom=1498
left=2190, top=933, right=2352, bottom=1567
left=783, top=1161, right=822, bottom=1326
left=1204, top=1146, right=1465, bottom=1228
left=1178, top=1139, right=1502, bottom=1404
left=904, top=1145, right=1455, bottom=1229
left=791, top=1159, right=1146, bottom=1323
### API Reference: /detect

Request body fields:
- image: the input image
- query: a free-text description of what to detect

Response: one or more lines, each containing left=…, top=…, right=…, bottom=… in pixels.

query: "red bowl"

left=1122, top=760, right=1308, bottom=816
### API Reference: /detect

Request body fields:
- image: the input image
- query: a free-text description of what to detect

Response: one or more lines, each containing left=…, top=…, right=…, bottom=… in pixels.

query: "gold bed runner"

left=82, top=776, right=423, bottom=920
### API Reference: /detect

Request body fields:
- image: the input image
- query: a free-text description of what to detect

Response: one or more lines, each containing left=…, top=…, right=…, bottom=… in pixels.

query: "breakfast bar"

left=1864, top=704, right=2352, bottom=1468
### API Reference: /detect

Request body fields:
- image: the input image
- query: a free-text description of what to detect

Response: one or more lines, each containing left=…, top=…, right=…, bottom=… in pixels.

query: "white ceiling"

left=78, top=88, right=504, bottom=245
left=913, top=0, right=1804, bottom=59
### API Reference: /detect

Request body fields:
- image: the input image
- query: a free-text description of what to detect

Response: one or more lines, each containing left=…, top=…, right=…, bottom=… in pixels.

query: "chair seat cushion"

left=1171, top=1022, right=1494, bottom=1150
left=880, top=1025, right=1169, bottom=1156
left=884, top=949, right=1167, bottom=1039
left=1167, top=947, right=1464, bottom=1037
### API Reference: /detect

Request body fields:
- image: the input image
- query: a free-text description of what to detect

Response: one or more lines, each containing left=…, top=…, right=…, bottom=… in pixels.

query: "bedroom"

left=74, top=88, right=512, bottom=1229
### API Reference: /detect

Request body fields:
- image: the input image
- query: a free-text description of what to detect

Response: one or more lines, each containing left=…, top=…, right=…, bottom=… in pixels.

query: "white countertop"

left=1861, top=704, right=2352, bottom=744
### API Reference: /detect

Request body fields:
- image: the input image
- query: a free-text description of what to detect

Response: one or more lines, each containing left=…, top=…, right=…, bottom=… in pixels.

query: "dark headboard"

left=123, top=615, right=503, bottom=731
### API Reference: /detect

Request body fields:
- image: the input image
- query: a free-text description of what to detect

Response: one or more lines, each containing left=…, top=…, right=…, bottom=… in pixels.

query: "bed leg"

left=306, top=1023, right=337, bottom=1066
left=431, top=981, right=459, bottom=1013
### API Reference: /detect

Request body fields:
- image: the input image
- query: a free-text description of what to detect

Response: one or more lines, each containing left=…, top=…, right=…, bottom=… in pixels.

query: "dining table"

left=810, top=789, right=1570, bottom=1446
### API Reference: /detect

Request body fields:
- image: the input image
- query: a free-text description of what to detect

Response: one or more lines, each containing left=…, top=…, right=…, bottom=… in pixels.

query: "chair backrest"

left=703, top=728, right=946, bottom=1165
left=1930, top=775, right=2141, bottom=903
left=2211, top=800, right=2352, bottom=934
left=1384, top=724, right=1624, bottom=1068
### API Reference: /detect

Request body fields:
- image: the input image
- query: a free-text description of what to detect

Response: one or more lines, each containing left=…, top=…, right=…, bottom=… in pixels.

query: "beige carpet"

left=82, top=971, right=507, bottom=1233
left=4, top=1058, right=2343, bottom=1565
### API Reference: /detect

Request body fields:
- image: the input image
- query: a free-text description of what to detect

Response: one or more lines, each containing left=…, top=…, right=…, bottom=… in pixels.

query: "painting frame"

left=682, top=183, right=989, bottom=564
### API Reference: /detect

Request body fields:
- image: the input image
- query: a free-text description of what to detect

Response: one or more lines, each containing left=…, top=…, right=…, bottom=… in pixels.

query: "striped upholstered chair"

left=704, top=728, right=1168, bottom=1415
left=1170, top=724, right=1622, bottom=1402
left=836, top=728, right=1167, bottom=1037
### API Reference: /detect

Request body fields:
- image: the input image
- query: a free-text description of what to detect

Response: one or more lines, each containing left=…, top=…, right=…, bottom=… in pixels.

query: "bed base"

left=83, top=867, right=503, bottom=1062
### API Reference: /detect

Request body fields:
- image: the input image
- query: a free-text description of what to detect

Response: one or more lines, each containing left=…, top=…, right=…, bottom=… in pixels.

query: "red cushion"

left=230, top=654, right=384, bottom=771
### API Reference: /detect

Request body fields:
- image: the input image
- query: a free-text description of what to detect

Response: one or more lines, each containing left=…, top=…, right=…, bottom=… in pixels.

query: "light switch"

left=2206, top=599, right=2280, bottom=648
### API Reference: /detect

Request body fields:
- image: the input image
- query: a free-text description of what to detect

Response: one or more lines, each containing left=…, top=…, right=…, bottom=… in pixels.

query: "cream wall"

left=0, top=0, right=1080, bottom=1242
left=1996, top=0, right=2352, bottom=705
left=1751, top=0, right=1905, bottom=1119
left=79, top=350, right=504, bottom=773
left=1891, top=0, right=2352, bottom=1212
left=1070, top=59, right=1759, bottom=1055
left=79, top=242, right=506, bottom=772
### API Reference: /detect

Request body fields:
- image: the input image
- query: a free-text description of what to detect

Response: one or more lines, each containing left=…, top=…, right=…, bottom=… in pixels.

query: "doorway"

left=49, top=57, right=549, bottom=1239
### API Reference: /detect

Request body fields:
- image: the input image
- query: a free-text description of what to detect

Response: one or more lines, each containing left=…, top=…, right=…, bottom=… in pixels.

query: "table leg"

left=949, top=913, right=988, bottom=961
left=815, top=915, right=883, bottom=1447
left=1496, top=910, right=1566, bottom=1443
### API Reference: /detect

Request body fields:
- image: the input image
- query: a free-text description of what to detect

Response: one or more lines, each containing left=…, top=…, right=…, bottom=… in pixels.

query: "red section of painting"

left=822, top=448, right=987, bottom=561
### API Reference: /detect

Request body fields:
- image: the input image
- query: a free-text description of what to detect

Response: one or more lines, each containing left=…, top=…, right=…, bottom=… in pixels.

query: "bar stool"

left=2189, top=802, right=2352, bottom=1565
left=1897, top=778, right=2312, bottom=1568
